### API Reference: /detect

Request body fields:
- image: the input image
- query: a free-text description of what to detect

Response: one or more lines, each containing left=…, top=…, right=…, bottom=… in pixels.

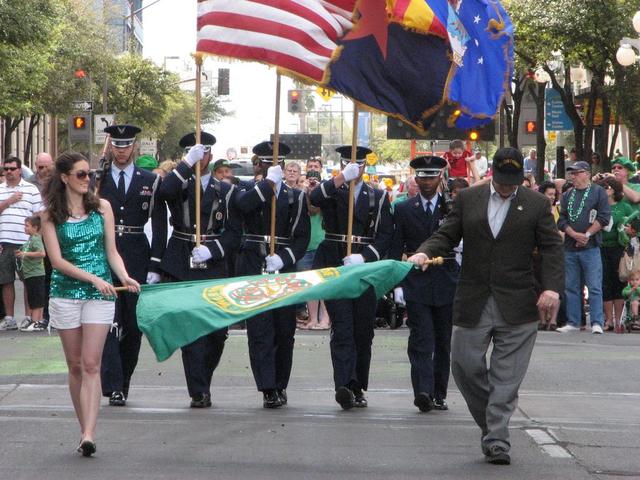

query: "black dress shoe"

left=109, top=391, right=126, bottom=406
left=433, top=398, right=448, bottom=411
left=263, top=389, right=283, bottom=408
left=414, top=392, right=434, bottom=412
left=335, top=386, right=355, bottom=410
left=277, top=389, right=287, bottom=406
left=485, top=445, right=511, bottom=465
left=190, top=393, right=212, bottom=408
left=353, top=390, right=368, bottom=408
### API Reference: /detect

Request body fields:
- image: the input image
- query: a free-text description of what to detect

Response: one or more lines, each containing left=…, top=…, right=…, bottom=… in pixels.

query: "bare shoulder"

left=98, top=198, right=113, bottom=214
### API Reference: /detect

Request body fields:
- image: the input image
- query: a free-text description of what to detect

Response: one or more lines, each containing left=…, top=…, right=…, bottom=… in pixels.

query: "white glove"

left=146, top=272, right=161, bottom=285
left=185, top=144, right=205, bottom=167
left=266, top=165, right=283, bottom=186
left=393, top=287, right=405, bottom=306
left=342, top=163, right=361, bottom=182
left=191, top=245, right=213, bottom=263
left=343, top=253, right=365, bottom=266
left=265, top=254, right=284, bottom=273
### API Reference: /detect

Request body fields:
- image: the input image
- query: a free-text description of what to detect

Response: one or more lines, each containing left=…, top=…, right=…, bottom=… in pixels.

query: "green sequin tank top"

left=50, top=210, right=113, bottom=301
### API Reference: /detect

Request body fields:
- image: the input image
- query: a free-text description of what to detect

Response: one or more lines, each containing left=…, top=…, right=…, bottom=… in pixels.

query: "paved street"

left=1, top=325, right=640, bottom=480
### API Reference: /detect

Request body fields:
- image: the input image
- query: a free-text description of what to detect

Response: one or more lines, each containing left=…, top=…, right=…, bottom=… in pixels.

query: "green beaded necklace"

left=567, top=184, right=591, bottom=223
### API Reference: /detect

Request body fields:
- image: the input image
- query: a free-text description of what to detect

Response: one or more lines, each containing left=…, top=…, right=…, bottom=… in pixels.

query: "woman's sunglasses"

left=69, top=170, right=92, bottom=180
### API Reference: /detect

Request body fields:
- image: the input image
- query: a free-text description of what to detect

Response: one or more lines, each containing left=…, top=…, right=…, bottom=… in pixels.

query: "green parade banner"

left=137, top=260, right=413, bottom=362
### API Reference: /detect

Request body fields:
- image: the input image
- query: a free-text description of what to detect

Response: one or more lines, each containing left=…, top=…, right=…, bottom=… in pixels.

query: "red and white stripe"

left=197, top=0, right=354, bottom=81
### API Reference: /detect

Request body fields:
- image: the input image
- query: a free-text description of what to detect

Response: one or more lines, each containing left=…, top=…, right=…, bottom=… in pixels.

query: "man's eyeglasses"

left=69, top=170, right=91, bottom=180
left=3, top=166, right=19, bottom=172
left=37, top=165, right=47, bottom=170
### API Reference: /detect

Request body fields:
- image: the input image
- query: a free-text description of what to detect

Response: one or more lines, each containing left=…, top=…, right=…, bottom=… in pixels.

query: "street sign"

left=316, top=86, right=334, bottom=102
left=139, top=138, right=157, bottom=156
left=545, top=88, right=572, bottom=131
left=548, top=131, right=557, bottom=142
left=72, top=101, right=93, bottom=112
left=94, top=114, right=114, bottom=144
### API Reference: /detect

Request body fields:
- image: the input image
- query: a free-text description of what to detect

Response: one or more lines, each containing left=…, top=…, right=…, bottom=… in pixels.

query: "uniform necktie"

left=425, top=200, right=432, bottom=223
left=118, top=171, right=126, bottom=199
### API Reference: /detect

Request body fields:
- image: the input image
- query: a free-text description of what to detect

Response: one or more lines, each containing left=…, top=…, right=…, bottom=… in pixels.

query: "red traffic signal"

left=288, top=90, right=303, bottom=113
left=72, top=116, right=87, bottom=129
left=468, top=130, right=479, bottom=141
left=525, top=121, right=537, bottom=134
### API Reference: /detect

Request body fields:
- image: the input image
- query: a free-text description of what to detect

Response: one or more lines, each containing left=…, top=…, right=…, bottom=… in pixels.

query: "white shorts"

left=49, top=298, right=115, bottom=330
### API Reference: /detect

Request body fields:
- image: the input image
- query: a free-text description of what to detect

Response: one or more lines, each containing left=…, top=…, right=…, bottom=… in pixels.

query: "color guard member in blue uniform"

left=389, top=155, right=459, bottom=412
left=309, top=146, right=393, bottom=410
left=157, top=132, right=241, bottom=408
left=99, top=124, right=167, bottom=406
left=235, top=141, right=310, bottom=408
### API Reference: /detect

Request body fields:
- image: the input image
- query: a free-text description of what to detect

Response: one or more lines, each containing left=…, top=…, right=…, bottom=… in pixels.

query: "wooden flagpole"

left=194, top=54, right=203, bottom=248
left=269, top=73, right=282, bottom=256
left=346, top=104, right=359, bottom=256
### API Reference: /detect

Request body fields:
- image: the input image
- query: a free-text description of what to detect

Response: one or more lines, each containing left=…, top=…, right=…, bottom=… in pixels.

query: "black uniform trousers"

left=240, top=250, right=296, bottom=392
left=101, top=291, right=142, bottom=397
left=162, top=272, right=228, bottom=398
left=325, top=286, right=377, bottom=392
left=406, top=301, right=453, bottom=400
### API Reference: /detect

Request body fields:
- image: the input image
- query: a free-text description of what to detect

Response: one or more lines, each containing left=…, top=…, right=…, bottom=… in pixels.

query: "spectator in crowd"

left=594, top=176, right=633, bottom=332
left=28, top=152, right=54, bottom=193
left=298, top=167, right=329, bottom=330
left=210, top=159, right=233, bottom=183
left=622, top=271, right=640, bottom=330
left=608, top=157, right=640, bottom=207
left=0, top=157, right=43, bottom=331
left=474, top=148, right=488, bottom=177
left=535, top=181, right=562, bottom=330
left=134, top=155, right=158, bottom=172
left=557, top=161, right=611, bottom=334
left=297, top=173, right=306, bottom=189
left=443, top=139, right=473, bottom=179
left=284, top=161, right=301, bottom=189
left=392, top=175, right=418, bottom=212
left=524, top=148, right=537, bottom=177
left=15, top=215, right=46, bottom=331
left=591, top=152, right=601, bottom=167
left=41, top=151, right=139, bottom=456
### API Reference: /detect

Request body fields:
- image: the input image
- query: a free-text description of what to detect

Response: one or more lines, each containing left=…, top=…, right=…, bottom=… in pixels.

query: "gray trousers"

left=451, top=296, right=537, bottom=453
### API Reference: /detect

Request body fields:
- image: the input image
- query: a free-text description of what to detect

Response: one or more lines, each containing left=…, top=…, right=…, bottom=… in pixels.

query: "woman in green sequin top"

left=41, top=152, right=140, bottom=457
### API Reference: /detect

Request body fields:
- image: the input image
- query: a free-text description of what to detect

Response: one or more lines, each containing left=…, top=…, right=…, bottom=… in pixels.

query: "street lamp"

left=616, top=10, right=640, bottom=66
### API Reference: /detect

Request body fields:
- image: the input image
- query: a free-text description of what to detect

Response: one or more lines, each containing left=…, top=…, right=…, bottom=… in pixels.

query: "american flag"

left=197, top=0, right=355, bottom=82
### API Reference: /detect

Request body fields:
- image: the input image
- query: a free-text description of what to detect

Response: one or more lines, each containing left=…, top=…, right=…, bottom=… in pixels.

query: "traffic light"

left=525, top=120, right=537, bottom=134
left=72, top=116, right=87, bottom=130
left=468, top=130, right=480, bottom=142
left=288, top=89, right=304, bottom=113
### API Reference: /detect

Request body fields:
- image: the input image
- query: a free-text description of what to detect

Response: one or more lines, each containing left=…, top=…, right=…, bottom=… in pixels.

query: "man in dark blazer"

left=389, top=155, right=458, bottom=413
left=99, top=124, right=167, bottom=407
left=310, top=145, right=394, bottom=410
left=157, top=132, right=241, bottom=408
left=235, top=141, right=310, bottom=409
left=408, top=147, right=564, bottom=466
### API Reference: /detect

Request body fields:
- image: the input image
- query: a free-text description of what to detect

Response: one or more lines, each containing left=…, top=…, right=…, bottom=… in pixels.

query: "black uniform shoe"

left=335, top=386, right=355, bottom=410
left=263, top=389, right=283, bottom=409
left=485, top=445, right=511, bottom=465
left=433, top=398, right=448, bottom=411
left=109, top=391, right=126, bottom=406
left=414, top=392, right=435, bottom=412
left=277, top=389, right=288, bottom=406
left=190, top=393, right=212, bottom=408
left=353, top=389, right=368, bottom=408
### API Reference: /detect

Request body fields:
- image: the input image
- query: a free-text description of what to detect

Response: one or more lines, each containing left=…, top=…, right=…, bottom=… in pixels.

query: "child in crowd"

left=443, top=139, right=473, bottom=179
left=622, top=270, right=640, bottom=333
left=15, top=215, right=46, bottom=332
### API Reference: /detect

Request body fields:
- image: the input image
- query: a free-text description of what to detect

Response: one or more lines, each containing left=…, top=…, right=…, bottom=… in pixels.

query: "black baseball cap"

left=492, top=147, right=524, bottom=185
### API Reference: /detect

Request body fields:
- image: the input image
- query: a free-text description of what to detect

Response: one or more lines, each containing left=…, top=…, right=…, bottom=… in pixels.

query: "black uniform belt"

left=172, top=230, right=221, bottom=243
left=243, top=234, right=290, bottom=246
left=115, top=225, right=145, bottom=234
left=324, top=233, right=374, bottom=245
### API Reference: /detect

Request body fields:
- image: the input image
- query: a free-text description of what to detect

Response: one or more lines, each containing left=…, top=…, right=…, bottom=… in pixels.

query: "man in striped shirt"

left=0, top=157, right=42, bottom=330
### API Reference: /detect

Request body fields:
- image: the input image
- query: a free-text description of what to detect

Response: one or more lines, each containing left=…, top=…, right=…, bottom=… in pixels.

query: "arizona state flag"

left=138, top=260, right=413, bottom=361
